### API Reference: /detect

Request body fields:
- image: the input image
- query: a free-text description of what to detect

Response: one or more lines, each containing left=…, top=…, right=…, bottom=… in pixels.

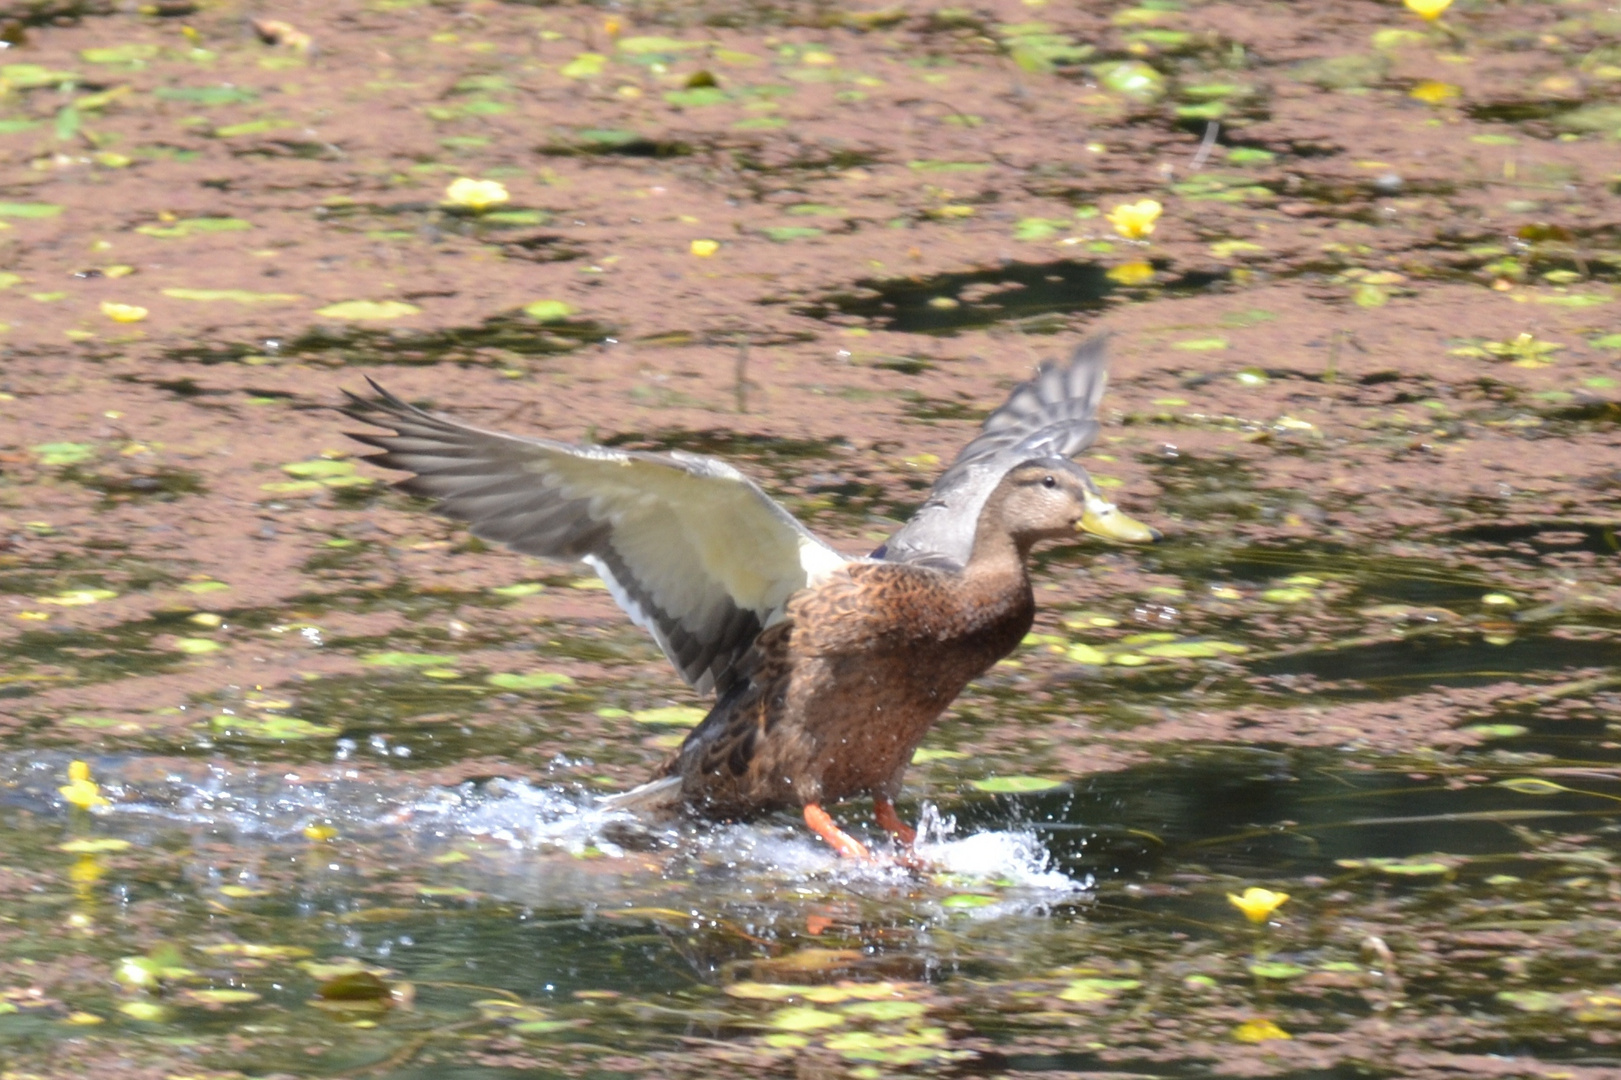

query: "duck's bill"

left=1078, top=496, right=1161, bottom=544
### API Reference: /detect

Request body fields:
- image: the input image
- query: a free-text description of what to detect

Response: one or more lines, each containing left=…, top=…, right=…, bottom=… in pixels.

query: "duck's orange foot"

left=803, top=803, right=870, bottom=860
left=873, top=797, right=917, bottom=847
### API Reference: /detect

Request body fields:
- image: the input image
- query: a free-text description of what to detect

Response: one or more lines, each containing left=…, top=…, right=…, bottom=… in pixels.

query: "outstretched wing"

left=877, top=334, right=1111, bottom=569
left=342, top=381, right=848, bottom=698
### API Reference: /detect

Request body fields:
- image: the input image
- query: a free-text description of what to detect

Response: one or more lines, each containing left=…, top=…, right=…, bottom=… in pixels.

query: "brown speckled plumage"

left=342, top=336, right=1158, bottom=858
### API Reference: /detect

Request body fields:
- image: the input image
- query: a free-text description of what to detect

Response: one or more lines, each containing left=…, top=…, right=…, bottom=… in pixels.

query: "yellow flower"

left=1106, top=261, right=1155, bottom=286
left=60, top=760, right=109, bottom=810
left=1409, top=80, right=1459, bottom=105
left=689, top=238, right=720, bottom=257
left=1106, top=199, right=1162, bottom=240
left=1227, top=886, right=1289, bottom=923
left=443, top=178, right=510, bottom=213
left=1233, top=1018, right=1291, bottom=1043
left=100, top=301, right=148, bottom=323
left=1404, top=0, right=1452, bottom=19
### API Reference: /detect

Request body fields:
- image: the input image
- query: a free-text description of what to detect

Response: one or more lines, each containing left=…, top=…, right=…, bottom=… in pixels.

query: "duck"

left=342, top=334, right=1158, bottom=859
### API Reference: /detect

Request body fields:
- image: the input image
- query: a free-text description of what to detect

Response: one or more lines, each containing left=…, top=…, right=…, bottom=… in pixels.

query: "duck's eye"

left=1042, top=475, right=1057, bottom=489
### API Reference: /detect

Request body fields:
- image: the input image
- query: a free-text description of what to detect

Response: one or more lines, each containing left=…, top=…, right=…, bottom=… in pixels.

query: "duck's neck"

left=964, top=492, right=1032, bottom=583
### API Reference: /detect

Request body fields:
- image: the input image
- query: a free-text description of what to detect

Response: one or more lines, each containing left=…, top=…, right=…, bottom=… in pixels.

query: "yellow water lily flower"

left=1106, top=199, right=1162, bottom=240
left=1227, top=886, right=1289, bottom=923
left=1107, top=261, right=1155, bottom=286
left=443, top=178, right=510, bottom=213
left=689, top=238, right=720, bottom=257
left=1233, top=1017, right=1291, bottom=1043
left=1404, top=0, right=1452, bottom=19
left=100, top=301, right=148, bottom=323
left=59, top=760, right=109, bottom=809
left=1409, top=80, right=1459, bottom=105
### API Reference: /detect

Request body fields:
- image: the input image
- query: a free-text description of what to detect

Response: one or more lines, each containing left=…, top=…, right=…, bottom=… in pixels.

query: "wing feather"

left=878, top=334, right=1111, bottom=569
left=342, top=381, right=845, bottom=697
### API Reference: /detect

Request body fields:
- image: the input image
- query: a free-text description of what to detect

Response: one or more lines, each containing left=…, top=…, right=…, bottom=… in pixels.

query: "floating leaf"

left=1497, top=990, right=1568, bottom=1013
left=1066, top=643, right=1108, bottom=665
left=911, top=748, right=969, bottom=763
left=137, top=217, right=252, bottom=238
left=1261, top=587, right=1314, bottom=603
left=212, top=714, right=337, bottom=740
left=214, top=119, right=293, bottom=137
left=0, top=202, right=64, bottom=219
left=81, top=44, right=159, bottom=65
left=164, top=288, right=300, bottom=304
left=363, top=651, right=459, bottom=667
left=523, top=300, right=576, bottom=322
left=175, top=638, right=222, bottom=655
left=560, top=52, right=607, bottom=79
left=941, top=894, right=998, bottom=909
left=32, top=441, right=96, bottom=466
left=282, top=459, right=354, bottom=478
left=1334, top=857, right=1455, bottom=875
left=155, top=85, right=259, bottom=105
left=182, top=988, right=261, bottom=1005
left=1172, top=337, right=1227, bottom=351
left=1497, top=777, right=1569, bottom=796
left=1139, top=640, right=1248, bottom=659
left=41, top=588, right=118, bottom=605
left=490, top=582, right=545, bottom=597
left=632, top=706, right=706, bottom=726
left=1248, top=962, right=1307, bottom=979
left=1059, top=977, right=1140, bottom=1003
left=761, top=226, right=824, bottom=242
left=59, top=838, right=131, bottom=853
left=970, top=775, right=1064, bottom=794
left=316, top=300, right=421, bottom=320
left=843, top=1000, right=927, bottom=1020
left=769, top=1006, right=847, bottom=1031
left=486, top=672, right=574, bottom=691
left=1463, top=724, right=1527, bottom=739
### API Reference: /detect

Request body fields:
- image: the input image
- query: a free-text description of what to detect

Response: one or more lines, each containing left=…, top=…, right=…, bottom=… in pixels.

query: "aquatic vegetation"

left=443, top=177, right=510, bottom=213
left=1228, top=886, right=1289, bottom=923
left=1106, top=199, right=1163, bottom=240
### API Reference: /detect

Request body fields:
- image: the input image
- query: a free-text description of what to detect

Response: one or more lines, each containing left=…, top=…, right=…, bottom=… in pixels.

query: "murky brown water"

left=1, top=0, right=1619, bottom=1076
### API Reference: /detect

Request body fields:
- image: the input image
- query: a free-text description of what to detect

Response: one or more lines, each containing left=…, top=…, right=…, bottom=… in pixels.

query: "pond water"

left=3, top=0, right=1621, bottom=1076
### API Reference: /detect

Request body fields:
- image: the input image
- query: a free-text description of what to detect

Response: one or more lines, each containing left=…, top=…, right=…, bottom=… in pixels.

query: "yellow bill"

left=1078, top=493, right=1160, bottom=544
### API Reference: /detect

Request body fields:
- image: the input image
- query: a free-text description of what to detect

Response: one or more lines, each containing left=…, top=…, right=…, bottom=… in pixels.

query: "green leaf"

left=843, top=1000, right=927, bottom=1020
left=316, top=300, right=420, bottom=320
left=970, top=775, right=1064, bottom=794
left=663, top=87, right=728, bottom=107
left=214, top=118, right=293, bottom=137
left=363, top=651, right=459, bottom=667
left=282, top=459, right=355, bottom=478
left=560, top=53, right=607, bottom=79
left=523, top=300, right=576, bottom=322
left=632, top=706, right=707, bottom=726
left=1497, top=777, right=1570, bottom=796
left=768, top=1006, right=847, bottom=1031
left=155, top=86, right=259, bottom=105
left=1139, top=640, right=1247, bottom=659
left=81, top=44, right=160, bottom=65
left=174, top=638, right=222, bottom=654
left=617, top=36, right=708, bottom=54
left=486, top=672, right=574, bottom=691
left=1058, top=977, right=1140, bottom=1002
left=211, top=714, right=339, bottom=740
left=1172, top=337, right=1228, bottom=351
left=0, top=203, right=64, bottom=219
left=490, top=582, right=545, bottom=597
left=907, top=159, right=990, bottom=173
left=941, top=894, right=998, bottom=909
left=1013, top=217, right=1069, bottom=241
left=32, top=441, right=95, bottom=465
left=137, top=216, right=254, bottom=238
left=1462, top=724, right=1527, bottom=739
left=761, top=226, right=823, bottom=242
left=164, top=288, right=300, bottom=303
left=2, top=64, right=79, bottom=89
left=482, top=210, right=549, bottom=225
left=1248, top=962, right=1307, bottom=979
left=911, top=748, right=969, bottom=763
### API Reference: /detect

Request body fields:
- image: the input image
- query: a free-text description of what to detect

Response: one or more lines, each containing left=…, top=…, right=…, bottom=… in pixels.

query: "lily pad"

left=970, top=775, right=1064, bottom=794
left=316, top=300, right=421, bottom=320
left=523, top=300, right=576, bottom=322
left=363, top=651, right=459, bottom=667
left=632, top=706, right=707, bottom=726
left=768, top=1006, right=847, bottom=1031
left=32, top=442, right=95, bottom=465
left=0, top=203, right=64, bottom=219
left=490, top=582, right=545, bottom=597
left=163, top=288, right=300, bottom=304
left=486, top=672, right=574, bottom=691
left=1059, top=977, right=1140, bottom=1003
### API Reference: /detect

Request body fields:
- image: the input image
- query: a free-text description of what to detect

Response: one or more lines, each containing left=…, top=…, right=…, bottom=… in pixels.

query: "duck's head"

left=993, top=458, right=1160, bottom=547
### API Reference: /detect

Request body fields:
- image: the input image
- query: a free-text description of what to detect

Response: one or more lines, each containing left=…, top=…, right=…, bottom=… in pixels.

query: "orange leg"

left=803, top=803, right=870, bottom=859
left=873, top=797, right=917, bottom=847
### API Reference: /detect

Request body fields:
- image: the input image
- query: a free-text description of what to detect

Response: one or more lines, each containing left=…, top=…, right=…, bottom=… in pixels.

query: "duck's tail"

left=598, top=775, right=685, bottom=815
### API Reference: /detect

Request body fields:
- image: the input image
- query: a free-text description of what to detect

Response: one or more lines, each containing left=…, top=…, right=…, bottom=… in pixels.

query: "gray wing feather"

left=342, top=381, right=845, bottom=697
left=880, top=334, right=1111, bottom=569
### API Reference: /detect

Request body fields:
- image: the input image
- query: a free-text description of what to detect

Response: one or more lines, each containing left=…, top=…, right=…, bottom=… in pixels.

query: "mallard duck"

left=342, top=335, right=1158, bottom=858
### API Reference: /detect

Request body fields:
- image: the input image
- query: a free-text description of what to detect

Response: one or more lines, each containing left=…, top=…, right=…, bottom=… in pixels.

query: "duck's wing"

left=342, top=381, right=848, bottom=698
left=876, top=334, right=1111, bottom=570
